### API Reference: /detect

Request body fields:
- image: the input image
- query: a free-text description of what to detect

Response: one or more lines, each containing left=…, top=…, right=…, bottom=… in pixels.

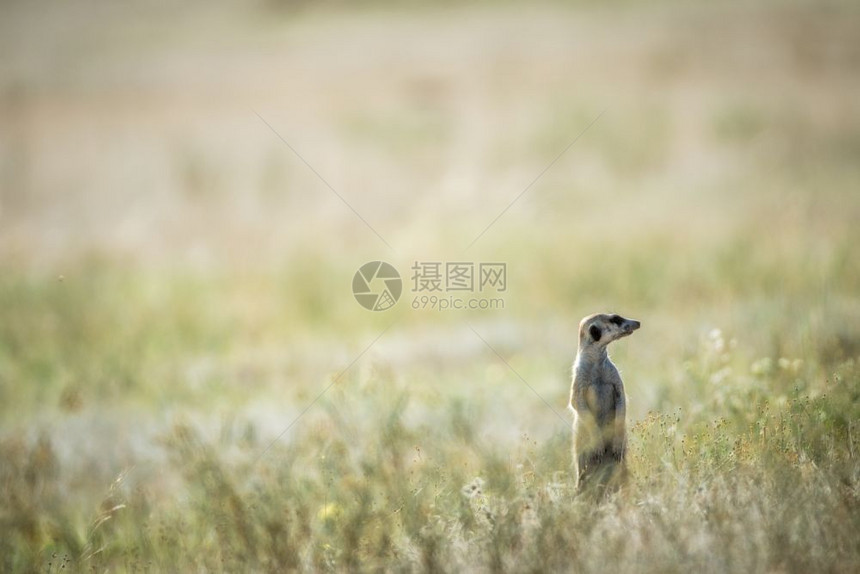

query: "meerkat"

left=568, top=312, right=641, bottom=491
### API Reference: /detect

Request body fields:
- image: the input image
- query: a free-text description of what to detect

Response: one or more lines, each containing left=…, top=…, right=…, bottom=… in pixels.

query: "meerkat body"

left=569, top=313, right=640, bottom=490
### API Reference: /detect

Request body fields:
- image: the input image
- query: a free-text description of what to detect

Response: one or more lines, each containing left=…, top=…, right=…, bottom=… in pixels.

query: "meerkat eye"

left=610, top=315, right=623, bottom=326
left=589, top=325, right=602, bottom=341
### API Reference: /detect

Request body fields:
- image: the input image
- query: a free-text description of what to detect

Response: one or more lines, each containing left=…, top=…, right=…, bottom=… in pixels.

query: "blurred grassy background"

left=1, top=0, right=860, bottom=571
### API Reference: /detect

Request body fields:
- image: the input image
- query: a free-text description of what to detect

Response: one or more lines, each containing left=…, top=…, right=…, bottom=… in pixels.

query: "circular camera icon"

left=352, top=261, right=402, bottom=311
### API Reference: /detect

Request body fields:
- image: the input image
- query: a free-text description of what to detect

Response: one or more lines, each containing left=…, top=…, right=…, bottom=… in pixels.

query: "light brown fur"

left=569, top=313, right=640, bottom=492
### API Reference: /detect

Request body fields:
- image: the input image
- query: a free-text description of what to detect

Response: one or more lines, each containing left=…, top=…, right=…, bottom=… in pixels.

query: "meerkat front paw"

left=612, top=438, right=626, bottom=460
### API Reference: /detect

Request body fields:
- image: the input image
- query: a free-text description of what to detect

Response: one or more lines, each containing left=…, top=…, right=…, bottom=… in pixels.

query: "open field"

left=2, top=0, right=860, bottom=571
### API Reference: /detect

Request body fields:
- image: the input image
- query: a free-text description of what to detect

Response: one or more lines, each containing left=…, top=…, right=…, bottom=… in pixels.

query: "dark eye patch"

left=589, top=324, right=602, bottom=342
left=610, top=315, right=623, bottom=326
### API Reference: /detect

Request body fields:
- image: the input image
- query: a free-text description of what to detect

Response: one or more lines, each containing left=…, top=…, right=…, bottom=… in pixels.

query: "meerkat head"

left=579, top=313, right=641, bottom=350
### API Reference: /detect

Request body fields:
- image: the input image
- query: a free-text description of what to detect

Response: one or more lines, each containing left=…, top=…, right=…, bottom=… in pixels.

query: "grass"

left=1, top=226, right=858, bottom=571
left=2, top=332, right=858, bottom=571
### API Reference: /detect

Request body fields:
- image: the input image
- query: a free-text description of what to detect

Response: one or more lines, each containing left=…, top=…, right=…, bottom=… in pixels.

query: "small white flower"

left=751, top=357, right=773, bottom=376
left=461, top=477, right=485, bottom=499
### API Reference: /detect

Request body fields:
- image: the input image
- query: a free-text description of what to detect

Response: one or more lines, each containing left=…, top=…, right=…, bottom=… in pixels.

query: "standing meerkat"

left=569, top=312, right=641, bottom=490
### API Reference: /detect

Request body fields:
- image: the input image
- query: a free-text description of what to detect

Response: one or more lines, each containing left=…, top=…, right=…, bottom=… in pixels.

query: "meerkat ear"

left=589, top=324, right=602, bottom=342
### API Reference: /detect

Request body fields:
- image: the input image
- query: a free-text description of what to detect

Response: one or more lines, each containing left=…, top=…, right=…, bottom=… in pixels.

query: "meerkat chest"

left=584, top=382, right=618, bottom=423
left=574, top=360, right=621, bottom=425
